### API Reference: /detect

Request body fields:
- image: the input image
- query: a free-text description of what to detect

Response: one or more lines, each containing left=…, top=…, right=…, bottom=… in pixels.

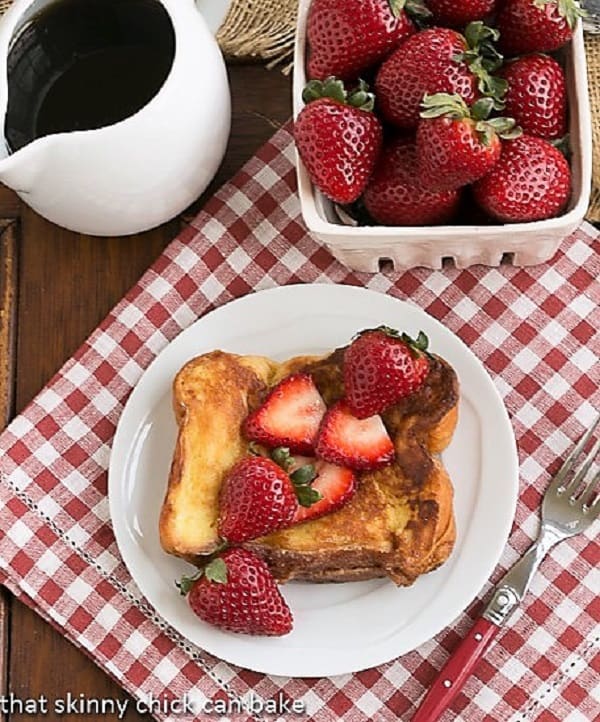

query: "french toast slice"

left=160, top=346, right=459, bottom=585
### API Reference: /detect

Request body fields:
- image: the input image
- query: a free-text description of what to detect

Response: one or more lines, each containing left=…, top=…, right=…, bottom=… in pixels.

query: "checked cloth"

left=0, top=125, right=599, bottom=722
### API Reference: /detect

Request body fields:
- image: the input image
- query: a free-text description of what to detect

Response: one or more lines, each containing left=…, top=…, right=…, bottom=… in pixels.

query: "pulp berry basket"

left=293, top=0, right=593, bottom=272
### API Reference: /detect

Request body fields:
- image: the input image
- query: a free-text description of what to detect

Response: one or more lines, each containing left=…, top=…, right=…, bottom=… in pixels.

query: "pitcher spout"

left=0, top=138, right=49, bottom=194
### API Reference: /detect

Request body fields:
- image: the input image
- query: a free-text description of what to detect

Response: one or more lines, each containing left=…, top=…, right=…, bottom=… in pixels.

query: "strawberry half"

left=218, top=457, right=299, bottom=543
left=291, top=459, right=356, bottom=524
left=243, top=373, right=326, bottom=454
left=316, top=401, right=395, bottom=471
left=179, top=548, right=293, bottom=636
left=344, top=327, right=430, bottom=419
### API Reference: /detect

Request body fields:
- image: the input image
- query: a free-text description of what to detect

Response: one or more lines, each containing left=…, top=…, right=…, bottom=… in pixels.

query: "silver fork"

left=413, top=414, right=600, bottom=722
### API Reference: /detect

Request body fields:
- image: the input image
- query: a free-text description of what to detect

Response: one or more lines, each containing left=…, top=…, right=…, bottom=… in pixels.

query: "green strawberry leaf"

left=404, top=0, right=432, bottom=20
left=347, top=80, right=376, bottom=112
left=388, top=0, right=406, bottom=17
left=271, top=446, right=295, bottom=470
left=465, top=21, right=500, bottom=48
left=535, top=0, right=586, bottom=29
left=204, top=557, right=228, bottom=584
left=302, top=78, right=345, bottom=105
left=551, top=134, right=571, bottom=157
left=471, top=97, right=495, bottom=121
left=295, top=485, right=323, bottom=508
left=420, top=93, right=469, bottom=120
left=401, top=331, right=430, bottom=357
left=248, top=441, right=264, bottom=456
left=291, top=464, right=317, bottom=486
left=176, top=569, right=203, bottom=595
left=485, top=117, right=522, bottom=139
left=303, top=77, right=375, bottom=112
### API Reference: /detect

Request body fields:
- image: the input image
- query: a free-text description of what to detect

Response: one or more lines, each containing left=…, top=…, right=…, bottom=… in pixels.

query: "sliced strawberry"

left=243, top=373, right=326, bottom=454
left=292, top=460, right=356, bottom=524
left=315, top=401, right=395, bottom=471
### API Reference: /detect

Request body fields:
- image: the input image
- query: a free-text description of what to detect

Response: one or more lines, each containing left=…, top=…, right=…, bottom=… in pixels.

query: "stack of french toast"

left=160, top=327, right=459, bottom=636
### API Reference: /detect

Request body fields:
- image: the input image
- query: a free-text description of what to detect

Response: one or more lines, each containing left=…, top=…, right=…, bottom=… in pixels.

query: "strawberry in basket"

left=375, top=22, right=508, bottom=129
left=497, top=0, right=585, bottom=55
left=307, top=0, right=430, bottom=81
left=500, top=54, right=567, bottom=140
left=294, top=77, right=382, bottom=204
left=473, top=135, right=571, bottom=222
left=416, top=93, right=522, bottom=192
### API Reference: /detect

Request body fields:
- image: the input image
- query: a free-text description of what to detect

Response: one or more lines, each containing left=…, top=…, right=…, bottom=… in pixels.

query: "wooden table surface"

left=0, top=62, right=291, bottom=722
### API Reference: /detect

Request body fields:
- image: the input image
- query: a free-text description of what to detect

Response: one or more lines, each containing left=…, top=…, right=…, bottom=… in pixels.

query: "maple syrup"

left=5, top=0, right=175, bottom=152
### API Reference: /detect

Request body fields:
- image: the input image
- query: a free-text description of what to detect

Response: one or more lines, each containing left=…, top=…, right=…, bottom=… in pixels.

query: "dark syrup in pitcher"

left=5, top=0, right=175, bottom=152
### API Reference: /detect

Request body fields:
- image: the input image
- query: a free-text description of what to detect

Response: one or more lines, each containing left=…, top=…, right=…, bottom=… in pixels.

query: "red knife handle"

left=412, top=617, right=500, bottom=722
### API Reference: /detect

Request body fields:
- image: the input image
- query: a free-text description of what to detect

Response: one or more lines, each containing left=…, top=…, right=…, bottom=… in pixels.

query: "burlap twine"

left=0, top=0, right=597, bottom=221
left=585, top=35, right=600, bottom=222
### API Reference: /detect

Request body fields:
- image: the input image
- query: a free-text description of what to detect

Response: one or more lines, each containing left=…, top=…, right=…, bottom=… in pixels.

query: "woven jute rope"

left=585, top=35, right=600, bottom=223
left=217, top=0, right=298, bottom=71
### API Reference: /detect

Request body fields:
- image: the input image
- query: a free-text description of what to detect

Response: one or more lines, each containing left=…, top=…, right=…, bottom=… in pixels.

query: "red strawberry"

left=315, top=401, right=395, bottom=470
left=500, top=54, right=567, bottom=140
left=427, top=0, right=497, bottom=27
left=375, top=23, right=507, bottom=129
left=307, top=0, right=424, bottom=81
left=218, top=457, right=298, bottom=543
left=417, top=93, right=521, bottom=192
left=363, top=136, right=461, bottom=225
left=344, top=327, right=430, bottom=419
left=179, top=549, right=293, bottom=636
left=497, top=0, right=585, bottom=56
left=473, top=134, right=571, bottom=222
left=294, top=78, right=383, bottom=204
left=291, top=459, right=356, bottom=524
left=244, top=373, right=326, bottom=454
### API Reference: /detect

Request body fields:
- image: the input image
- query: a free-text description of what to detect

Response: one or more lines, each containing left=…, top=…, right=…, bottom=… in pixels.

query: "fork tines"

left=552, top=414, right=600, bottom=511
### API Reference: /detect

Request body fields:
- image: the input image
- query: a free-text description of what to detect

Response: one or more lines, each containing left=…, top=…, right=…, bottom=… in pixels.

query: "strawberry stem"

left=271, top=448, right=323, bottom=508
left=302, top=77, right=376, bottom=112
left=420, top=94, right=522, bottom=146
left=271, top=446, right=295, bottom=470
left=290, top=465, right=322, bottom=508
left=455, top=22, right=508, bottom=106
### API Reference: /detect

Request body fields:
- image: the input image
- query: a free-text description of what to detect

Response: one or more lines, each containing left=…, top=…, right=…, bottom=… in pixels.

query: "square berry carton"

left=293, top=0, right=593, bottom=272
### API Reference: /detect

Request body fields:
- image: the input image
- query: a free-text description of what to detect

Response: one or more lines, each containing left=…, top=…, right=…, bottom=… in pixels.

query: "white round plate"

left=108, top=284, right=518, bottom=677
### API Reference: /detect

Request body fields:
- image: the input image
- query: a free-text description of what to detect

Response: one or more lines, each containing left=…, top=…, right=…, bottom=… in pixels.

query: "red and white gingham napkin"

left=0, top=125, right=599, bottom=722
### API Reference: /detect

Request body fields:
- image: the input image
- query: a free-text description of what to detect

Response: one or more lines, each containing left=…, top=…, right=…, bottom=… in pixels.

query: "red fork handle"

left=412, top=617, right=500, bottom=722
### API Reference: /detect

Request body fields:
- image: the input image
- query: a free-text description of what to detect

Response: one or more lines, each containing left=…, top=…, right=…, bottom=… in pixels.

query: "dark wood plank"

left=8, top=63, right=291, bottom=721
left=0, top=222, right=18, bottom=722
left=0, top=189, right=20, bottom=221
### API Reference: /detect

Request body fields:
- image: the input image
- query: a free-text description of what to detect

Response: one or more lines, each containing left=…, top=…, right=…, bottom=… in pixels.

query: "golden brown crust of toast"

left=159, top=347, right=459, bottom=586
left=159, top=351, right=277, bottom=556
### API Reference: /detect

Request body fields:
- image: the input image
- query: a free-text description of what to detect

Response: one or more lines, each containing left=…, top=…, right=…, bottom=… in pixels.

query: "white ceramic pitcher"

left=0, top=0, right=231, bottom=235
